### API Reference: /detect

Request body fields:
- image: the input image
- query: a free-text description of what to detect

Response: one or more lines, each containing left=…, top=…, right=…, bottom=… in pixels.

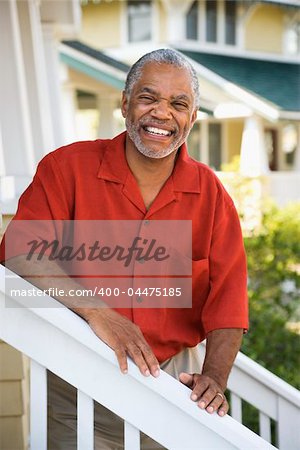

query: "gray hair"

left=124, top=48, right=200, bottom=110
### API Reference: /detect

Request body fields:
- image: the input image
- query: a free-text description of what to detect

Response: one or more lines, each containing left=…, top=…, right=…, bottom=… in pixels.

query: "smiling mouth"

left=143, top=126, right=173, bottom=137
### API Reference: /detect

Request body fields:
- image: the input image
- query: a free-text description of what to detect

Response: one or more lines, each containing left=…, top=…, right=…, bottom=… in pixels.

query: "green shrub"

left=242, top=202, right=300, bottom=389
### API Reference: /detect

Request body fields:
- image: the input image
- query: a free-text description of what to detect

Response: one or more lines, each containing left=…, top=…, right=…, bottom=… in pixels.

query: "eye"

left=138, top=95, right=156, bottom=103
left=173, top=101, right=189, bottom=110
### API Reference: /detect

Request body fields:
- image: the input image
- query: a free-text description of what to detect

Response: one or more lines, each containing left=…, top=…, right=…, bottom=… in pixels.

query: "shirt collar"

left=172, top=142, right=201, bottom=194
left=97, top=131, right=201, bottom=194
left=97, top=132, right=129, bottom=184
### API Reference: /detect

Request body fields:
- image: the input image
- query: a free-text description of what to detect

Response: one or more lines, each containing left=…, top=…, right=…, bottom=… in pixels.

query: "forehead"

left=133, top=62, right=194, bottom=100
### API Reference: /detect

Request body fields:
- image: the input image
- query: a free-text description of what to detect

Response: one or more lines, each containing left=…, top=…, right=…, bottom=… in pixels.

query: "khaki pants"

left=47, top=347, right=202, bottom=450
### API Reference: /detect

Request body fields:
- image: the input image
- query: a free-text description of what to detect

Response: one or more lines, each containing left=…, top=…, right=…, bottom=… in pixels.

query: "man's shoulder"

left=44, top=138, right=110, bottom=165
left=35, top=133, right=126, bottom=176
left=186, top=155, right=220, bottom=184
left=186, top=156, right=234, bottom=206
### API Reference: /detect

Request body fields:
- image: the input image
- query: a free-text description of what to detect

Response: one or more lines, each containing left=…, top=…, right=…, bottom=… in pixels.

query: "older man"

left=1, top=49, right=248, bottom=449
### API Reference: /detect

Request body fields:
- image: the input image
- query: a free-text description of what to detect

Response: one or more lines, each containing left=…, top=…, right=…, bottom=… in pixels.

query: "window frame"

left=184, top=0, right=237, bottom=48
left=122, top=0, right=158, bottom=46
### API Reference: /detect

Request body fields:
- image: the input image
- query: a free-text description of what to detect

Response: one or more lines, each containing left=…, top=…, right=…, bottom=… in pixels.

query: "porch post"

left=17, top=0, right=55, bottom=159
left=0, top=0, right=35, bottom=181
left=240, top=116, right=269, bottom=177
left=42, top=25, right=65, bottom=148
left=98, top=95, right=118, bottom=139
left=61, top=76, right=78, bottom=145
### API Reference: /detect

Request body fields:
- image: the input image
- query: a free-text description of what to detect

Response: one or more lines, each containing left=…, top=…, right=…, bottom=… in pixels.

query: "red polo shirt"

left=1, top=131, right=248, bottom=362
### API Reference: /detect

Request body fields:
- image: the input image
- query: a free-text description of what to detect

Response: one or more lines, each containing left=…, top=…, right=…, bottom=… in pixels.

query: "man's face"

left=121, top=62, right=197, bottom=159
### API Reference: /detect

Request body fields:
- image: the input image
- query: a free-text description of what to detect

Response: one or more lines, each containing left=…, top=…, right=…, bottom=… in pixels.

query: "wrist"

left=201, top=368, right=228, bottom=391
left=74, top=307, right=107, bottom=323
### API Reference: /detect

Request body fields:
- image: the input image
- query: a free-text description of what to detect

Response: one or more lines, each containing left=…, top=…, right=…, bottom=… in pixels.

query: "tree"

left=242, top=202, right=300, bottom=389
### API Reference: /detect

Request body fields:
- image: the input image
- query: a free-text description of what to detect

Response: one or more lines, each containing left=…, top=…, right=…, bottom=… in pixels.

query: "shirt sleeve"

left=201, top=182, right=249, bottom=334
left=0, top=154, right=70, bottom=262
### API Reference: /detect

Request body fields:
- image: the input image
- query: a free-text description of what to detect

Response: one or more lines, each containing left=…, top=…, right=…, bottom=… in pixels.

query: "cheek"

left=178, top=117, right=192, bottom=133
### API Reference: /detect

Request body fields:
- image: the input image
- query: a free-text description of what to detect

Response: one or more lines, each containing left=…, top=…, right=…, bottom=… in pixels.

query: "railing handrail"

left=0, top=265, right=276, bottom=450
left=5, top=268, right=298, bottom=408
left=232, top=348, right=300, bottom=407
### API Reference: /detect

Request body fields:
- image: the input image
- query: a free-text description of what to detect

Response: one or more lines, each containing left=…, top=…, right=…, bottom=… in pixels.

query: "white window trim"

left=198, top=0, right=206, bottom=43
left=186, top=0, right=238, bottom=47
left=217, top=0, right=225, bottom=46
left=176, top=40, right=300, bottom=64
left=120, top=0, right=159, bottom=48
left=283, top=13, right=300, bottom=56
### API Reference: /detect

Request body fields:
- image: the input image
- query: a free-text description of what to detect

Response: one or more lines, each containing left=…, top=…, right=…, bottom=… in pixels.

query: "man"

left=1, top=49, right=248, bottom=449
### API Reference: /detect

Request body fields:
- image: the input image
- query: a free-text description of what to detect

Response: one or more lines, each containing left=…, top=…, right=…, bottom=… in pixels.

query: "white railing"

left=1, top=266, right=297, bottom=450
left=198, top=345, right=300, bottom=449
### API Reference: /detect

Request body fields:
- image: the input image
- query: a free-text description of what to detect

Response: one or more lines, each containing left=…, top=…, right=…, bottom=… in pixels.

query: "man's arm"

left=4, top=255, right=160, bottom=378
left=179, top=328, right=243, bottom=416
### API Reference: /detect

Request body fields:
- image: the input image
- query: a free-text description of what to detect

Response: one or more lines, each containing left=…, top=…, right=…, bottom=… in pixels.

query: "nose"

left=150, top=99, right=172, bottom=120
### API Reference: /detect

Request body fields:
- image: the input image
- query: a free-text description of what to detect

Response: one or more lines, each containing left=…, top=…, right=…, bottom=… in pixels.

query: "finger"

left=114, top=346, right=128, bottom=374
left=218, top=398, right=229, bottom=417
left=198, top=387, right=221, bottom=410
left=189, top=376, right=209, bottom=402
left=127, top=343, right=151, bottom=377
left=140, top=344, right=160, bottom=377
left=179, top=372, right=194, bottom=388
left=205, top=392, right=225, bottom=414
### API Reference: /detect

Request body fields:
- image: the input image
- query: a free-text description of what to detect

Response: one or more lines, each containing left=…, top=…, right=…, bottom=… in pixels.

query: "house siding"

left=226, top=121, right=244, bottom=163
left=245, top=5, right=284, bottom=54
left=0, top=342, right=29, bottom=450
left=158, top=0, right=167, bottom=43
left=80, top=1, right=121, bottom=49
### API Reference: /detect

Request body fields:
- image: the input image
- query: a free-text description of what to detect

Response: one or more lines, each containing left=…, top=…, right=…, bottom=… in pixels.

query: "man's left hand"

left=178, top=329, right=244, bottom=417
left=179, top=372, right=228, bottom=416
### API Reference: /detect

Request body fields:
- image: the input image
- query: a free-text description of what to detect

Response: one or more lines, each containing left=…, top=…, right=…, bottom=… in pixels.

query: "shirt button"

left=136, top=296, right=143, bottom=303
left=137, top=258, right=145, bottom=264
left=144, top=220, right=150, bottom=226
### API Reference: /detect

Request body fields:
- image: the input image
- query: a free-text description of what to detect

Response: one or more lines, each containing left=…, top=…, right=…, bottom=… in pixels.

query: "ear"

left=121, top=91, right=128, bottom=118
left=190, top=109, right=197, bottom=127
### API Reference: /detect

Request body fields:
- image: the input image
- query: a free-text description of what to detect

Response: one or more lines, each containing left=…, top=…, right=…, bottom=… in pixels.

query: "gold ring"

left=215, top=392, right=224, bottom=400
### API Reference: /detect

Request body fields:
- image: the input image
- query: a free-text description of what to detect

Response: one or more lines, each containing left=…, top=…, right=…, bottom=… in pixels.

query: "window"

left=265, top=129, right=278, bottom=171
left=185, top=0, right=237, bottom=46
left=206, top=0, right=217, bottom=43
left=209, top=123, right=222, bottom=170
left=282, top=124, right=298, bottom=167
left=225, top=0, right=236, bottom=45
left=128, top=0, right=152, bottom=43
left=186, top=1, right=198, bottom=40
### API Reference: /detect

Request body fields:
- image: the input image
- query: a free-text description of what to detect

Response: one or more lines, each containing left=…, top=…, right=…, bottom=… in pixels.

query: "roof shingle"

left=182, top=50, right=300, bottom=112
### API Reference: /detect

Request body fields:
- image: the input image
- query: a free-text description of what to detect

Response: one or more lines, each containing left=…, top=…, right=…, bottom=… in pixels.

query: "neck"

left=125, top=136, right=178, bottom=188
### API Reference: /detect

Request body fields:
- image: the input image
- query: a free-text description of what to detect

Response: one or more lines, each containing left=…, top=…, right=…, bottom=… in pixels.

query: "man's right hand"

left=85, top=308, right=160, bottom=378
left=4, top=256, right=160, bottom=378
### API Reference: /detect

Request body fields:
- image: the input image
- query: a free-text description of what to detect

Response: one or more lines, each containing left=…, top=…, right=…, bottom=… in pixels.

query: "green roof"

left=62, top=40, right=130, bottom=73
left=182, top=51, right=300, bottom=112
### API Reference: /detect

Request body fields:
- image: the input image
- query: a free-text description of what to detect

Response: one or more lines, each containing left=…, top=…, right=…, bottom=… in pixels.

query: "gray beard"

left=126, top=118, right=189, bottom=159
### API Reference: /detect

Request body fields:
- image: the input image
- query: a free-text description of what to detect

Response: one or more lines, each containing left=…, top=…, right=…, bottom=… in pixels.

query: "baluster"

left=259, top=412, right=271, bottom=442
left=77, top=390, right=94, bottom=450
left=230, top=392, right=243, bottom=423
left=124, top=420, right=140, bottom=450
left=278, top=397, right=300, bottom=449
left=30, top=360, right=47, bottom=450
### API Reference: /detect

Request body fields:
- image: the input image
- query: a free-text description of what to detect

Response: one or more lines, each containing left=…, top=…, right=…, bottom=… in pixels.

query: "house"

left=0, top=1, right=300, bottom=449
left=72, top=0, right=300, bottom=205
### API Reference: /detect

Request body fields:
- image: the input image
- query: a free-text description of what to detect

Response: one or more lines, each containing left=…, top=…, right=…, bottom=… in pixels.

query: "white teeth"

left=145, top=126, right=171, bottom=136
